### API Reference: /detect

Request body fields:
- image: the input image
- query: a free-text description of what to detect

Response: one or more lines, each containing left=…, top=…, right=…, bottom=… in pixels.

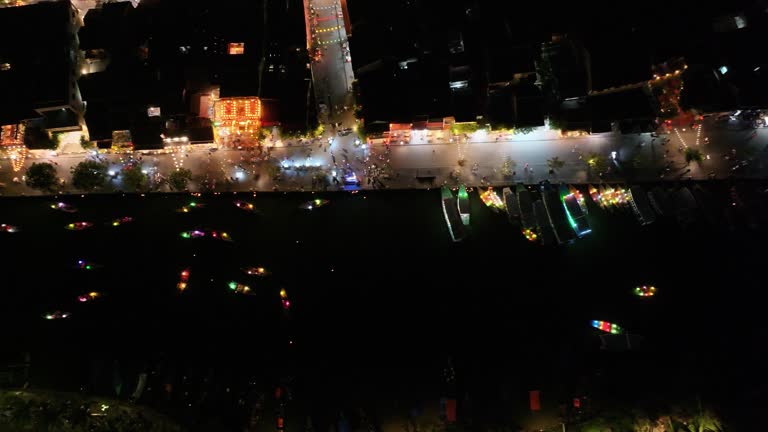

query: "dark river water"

left=0, top=184, right=765, bottom=429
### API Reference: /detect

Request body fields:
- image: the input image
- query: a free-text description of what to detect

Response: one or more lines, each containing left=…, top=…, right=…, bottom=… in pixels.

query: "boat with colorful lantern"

left=177, top=201, right=204, bottom=213
left=176, top=268, right=190, bottom=292
left=228, top=281, right=254, bottom=295
left=502, top=187, right=519, bottom=223
left=479, top=187, right=505, bottom=211
left=540, top=182, right=576, bottom=244
left=457, top=184, right=470, bottom=225
left=597, top=184, right=631, bottom=210
left=110, top=216, right=133, bottom=227
left=77, top=292, right=102, bottom=303
left=180, top=230, right=206, bottom=239
left=243, top=267, right=269, bottom=276
left=1, top=224, right=19, bottom=233
left=516, top=184, right=536, bottom=231
left=43, top=311, right=70, bottom=320
left=588, top=184, right=601, bottom=207
left=234, top=200, right=257, bottom=212
left=441, top=186, right=467, bottom=242
left=634, top=285, right=656, bottom=297
left=591, top=320, right=623, bottom=334
left=51, top=202, right=77, bottom=213
left=532, top=200, right=555, bottom=245
left=562, top=193, right=591, bottom=237
left=299, top=198, right=330, bottom=210
left=280, top=288, right=291, bottom=310
left=66, top=222, right=93, bottom=231
left=75, top=260, right=101, bottom=270
left=210, top=231, right=233, bottom=242
left=598, top=184, right=612, bottom=209
left=568, top=185, right=588, bottom=214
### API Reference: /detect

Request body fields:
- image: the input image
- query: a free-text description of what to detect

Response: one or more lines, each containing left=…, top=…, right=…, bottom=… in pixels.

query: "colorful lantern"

left=634, top=285, right=656, bottom=297
left=591, top=320, right=623, bottom=334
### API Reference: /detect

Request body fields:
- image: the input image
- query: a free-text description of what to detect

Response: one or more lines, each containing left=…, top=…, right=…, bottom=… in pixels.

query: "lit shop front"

left=213, top=97, right=262, bottom=139
left=376, top=118, right=452, bottom=144
left=1, top=123, right=26, bottom=172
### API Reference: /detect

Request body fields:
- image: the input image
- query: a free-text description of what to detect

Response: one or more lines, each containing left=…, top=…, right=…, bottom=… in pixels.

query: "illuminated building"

left=228, top=42, right=245, bottom=55
left=110, top=130, right=132, bottom=152
left=1, top=123, right=26, bottom=172
left=213, top=97, right=262, bottom=137
left=0, top=123, right=24, bottom=146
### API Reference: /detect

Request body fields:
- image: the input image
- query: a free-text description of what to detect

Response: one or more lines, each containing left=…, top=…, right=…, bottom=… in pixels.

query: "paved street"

left=2, top=117, right=767, bottom=196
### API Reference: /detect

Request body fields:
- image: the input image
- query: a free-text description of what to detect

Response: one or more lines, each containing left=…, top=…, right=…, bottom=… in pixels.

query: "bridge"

left=303, top=0, right=356, bottom=126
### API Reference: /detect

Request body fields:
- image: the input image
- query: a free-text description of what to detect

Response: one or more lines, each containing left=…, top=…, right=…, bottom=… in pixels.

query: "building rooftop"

left=485, top=44, right=538, bottom=85
left=83, top=100, right=132, bottom=141
left=78, top=1, right=138, bottom=50
left=589, top=86, right=658, bottom=122
left=130, top=115, right=163, bottom=150
left=41, top=108, right=80, bottom=131
left=0, top=0, right=76, bottom=123
left=357, top=57, right=452, bottom=123
left=79, top=64, right=161, bottom=108
left=588, top=33, right=654, bottom=91
left=164, top=121, right=214, bottom=144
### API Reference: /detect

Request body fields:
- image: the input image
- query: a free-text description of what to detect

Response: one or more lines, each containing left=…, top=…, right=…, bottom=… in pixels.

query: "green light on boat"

left=458, top=185, right=468, bottom=199
left=562, top=198, right=578, bottom=229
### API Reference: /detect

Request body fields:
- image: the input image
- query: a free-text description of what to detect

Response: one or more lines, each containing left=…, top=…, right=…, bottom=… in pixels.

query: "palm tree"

left=500, top=157, right=516, bottom=177
left=678, top=411, right=724, bottom=432
left=547, top=156, right=565, bottom=173
left=632, top=416, right=653, bottom=432
left=659, top=410, right=724, bottom=432
left=587, top=152, right=607, bottom=172
left=684, top=147, right=704, bottom=165
left=584, top=152, right=608, bottom=180
left=168, top=168, right=193, bottom=191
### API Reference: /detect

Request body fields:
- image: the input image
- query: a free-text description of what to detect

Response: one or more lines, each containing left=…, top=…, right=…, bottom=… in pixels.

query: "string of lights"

left=314, top=25, right=341, bottom=33
left=674, top=128, right=688, bottom=148
left=8, top=145, right=27, bottom=172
